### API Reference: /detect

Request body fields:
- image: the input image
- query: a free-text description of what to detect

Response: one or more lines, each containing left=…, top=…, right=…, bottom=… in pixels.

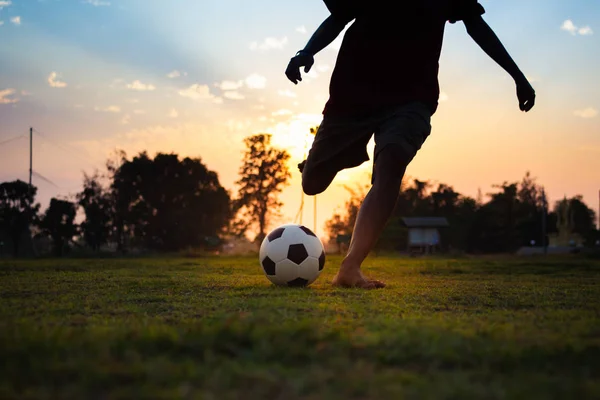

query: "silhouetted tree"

left=0, top=180, right=39, bottom=257
left=110, top=152, right=231, bottom=252
left=39, top=198, right=77, bottom=257
left=77, top=172, right=112, bottom=251
left=234, top=134, right=291, bottom=243
left=553, top=196, right=596, bottom=239
left=106, top=150, right=131, bottom=253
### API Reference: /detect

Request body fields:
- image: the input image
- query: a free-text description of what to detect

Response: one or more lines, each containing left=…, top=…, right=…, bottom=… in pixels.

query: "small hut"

left=401, top=217, right=449, bottom=255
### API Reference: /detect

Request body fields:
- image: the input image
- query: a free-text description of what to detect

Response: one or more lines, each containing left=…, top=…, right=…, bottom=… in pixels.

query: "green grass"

left=1, top=255, right=599, bottom=399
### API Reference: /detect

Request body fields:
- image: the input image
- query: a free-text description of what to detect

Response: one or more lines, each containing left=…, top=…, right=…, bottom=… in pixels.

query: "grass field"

left=1, top=254, right=599, bottom=399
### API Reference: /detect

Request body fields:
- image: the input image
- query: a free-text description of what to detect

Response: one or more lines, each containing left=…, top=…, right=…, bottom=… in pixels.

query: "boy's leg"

left=332, top=102, right=432, bottom=289
left=332, top=144, right=407, bottom=289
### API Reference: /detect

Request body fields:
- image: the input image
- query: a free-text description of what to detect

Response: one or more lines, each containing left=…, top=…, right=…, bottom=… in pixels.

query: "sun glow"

left=267, top=113, right=322, bottom=162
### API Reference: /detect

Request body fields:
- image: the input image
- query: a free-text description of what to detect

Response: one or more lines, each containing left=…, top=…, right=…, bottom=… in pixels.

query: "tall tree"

left=77, top=172, right=112, bottom=251
left=0, top=180, right=39, bottom=257
left=39, top=198, right=77, bottom=257
left=234, top=134, right=291, bottom=243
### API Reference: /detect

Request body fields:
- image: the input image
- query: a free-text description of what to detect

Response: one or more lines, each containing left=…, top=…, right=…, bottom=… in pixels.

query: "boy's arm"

left=463, top=16, right=536, bottom=112
left=285, top=15, right=351, bottom=85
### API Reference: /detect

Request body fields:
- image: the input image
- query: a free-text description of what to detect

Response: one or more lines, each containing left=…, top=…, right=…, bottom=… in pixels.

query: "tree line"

left=1, top=131, right=598, bottom=257
left=0, top=134, right=289, bottom=257
left=325, top=172, right=599, bottom=254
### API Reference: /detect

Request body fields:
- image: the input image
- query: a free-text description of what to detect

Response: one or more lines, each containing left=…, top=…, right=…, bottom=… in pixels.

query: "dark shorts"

left=304, top=101, right=432, bottom=180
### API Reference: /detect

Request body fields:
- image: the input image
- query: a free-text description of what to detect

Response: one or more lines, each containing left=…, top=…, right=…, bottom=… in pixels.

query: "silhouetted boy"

left=286, top=0, right=535, bottom=288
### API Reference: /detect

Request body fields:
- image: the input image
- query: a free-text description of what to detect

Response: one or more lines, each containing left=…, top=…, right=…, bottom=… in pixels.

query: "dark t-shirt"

left=322, top=0, right=485, bottom=116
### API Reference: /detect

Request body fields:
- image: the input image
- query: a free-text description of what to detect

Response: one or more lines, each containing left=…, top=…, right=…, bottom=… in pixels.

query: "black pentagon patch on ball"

left=261, top=256, right=276, bottom=275
left=267, top=227, right=285, bottom=242
left=318, top=251, right=326, bottom=271
left=299, top=225, right=317, bottom=237
left=287, top=278, right=309, bottom=287
left=288, top=244, right=309, bottom=265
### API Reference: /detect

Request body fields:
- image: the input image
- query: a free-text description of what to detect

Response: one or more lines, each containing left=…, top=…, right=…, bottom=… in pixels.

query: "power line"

left=32, top=170, right=60, bottom=189
left=0, top=134, right=26, bottom=147
left=32, top=128, right=104, bottom=169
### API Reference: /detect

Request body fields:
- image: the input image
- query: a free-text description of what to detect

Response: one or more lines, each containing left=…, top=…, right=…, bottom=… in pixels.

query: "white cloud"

left=272, top=109, right=292, bottom=117
left=573, top=107, right=598, bottom=119
left=0, top=1, right=12, bottom=9
left=0, top=88, right=18, bottom=104
left=316, top=64, right=331, bottom=73
left=278, top=89, right=297, bottom=98
left=48, top=72, right=67, bottom=88
left=168, top=108, right=179, bottom=118
left=250, top=36, right=288, bottom=51
left=84, top=0, right=110, bottom=6
left=167, top=70, right=187, bottom=79
left=126, top=80, right=156, bottom=91
left=561, top=20, right=577, bottom=34
left=439, top=92, right=449, bottom=102
left=133, top=109, right=146, bottom=114
left=224, top=91, right=245, bottom=100
left=0, top=21, right=4, bottom=26
left=178, top=84, right=221, bottom=103
left=296, top=26, right=307, bottom=34
left=245, top=74, right=267, bottom=89
left=215, top=80, right=244, bottom=91
left=561, top=19, right=593, bottom=36
left=94, top=105, right=121, bottom=113
left=10, top=16, right=20, bottom=26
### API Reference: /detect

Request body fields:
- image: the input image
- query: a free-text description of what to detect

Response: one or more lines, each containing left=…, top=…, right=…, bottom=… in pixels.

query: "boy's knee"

left=301, top=164, right=336, bottom=196
left=302, top=181, right=325, bottom=196
left=302, top=173, right=328, bottom=196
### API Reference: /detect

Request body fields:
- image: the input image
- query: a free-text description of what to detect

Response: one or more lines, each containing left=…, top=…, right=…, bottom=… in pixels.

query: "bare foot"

left=332, top=270, right=386, bottom=289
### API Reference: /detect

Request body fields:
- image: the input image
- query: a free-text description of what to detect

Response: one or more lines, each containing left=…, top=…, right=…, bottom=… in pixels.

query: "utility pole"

left=29, top=127, right=33, bottom=189
left=27, top=127, right=37, bottom=257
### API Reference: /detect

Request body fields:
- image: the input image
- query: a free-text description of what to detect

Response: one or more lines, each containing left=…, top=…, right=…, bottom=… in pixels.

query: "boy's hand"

left=285, top=51, right=315, bottom=84
left=516, top=77, right=536, bottom=112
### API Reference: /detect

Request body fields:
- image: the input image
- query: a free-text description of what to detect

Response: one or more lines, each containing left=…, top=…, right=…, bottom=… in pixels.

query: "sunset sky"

left=1, top=0, right=599, bottom=238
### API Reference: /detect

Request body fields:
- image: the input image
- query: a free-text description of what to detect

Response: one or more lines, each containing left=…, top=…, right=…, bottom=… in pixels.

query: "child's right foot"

left=332, top=270, right=386, bottom=289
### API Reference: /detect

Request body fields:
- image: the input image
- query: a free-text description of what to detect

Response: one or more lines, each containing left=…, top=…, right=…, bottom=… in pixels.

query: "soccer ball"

left=259, top=224, right=326, bottom=287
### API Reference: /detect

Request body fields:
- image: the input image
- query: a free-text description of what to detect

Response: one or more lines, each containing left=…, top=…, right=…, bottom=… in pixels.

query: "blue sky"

left=1, top=0, right=599, bottom=236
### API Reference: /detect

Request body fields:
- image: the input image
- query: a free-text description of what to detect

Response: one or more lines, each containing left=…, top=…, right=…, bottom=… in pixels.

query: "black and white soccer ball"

left=259, top=224, right=326, bottom=287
